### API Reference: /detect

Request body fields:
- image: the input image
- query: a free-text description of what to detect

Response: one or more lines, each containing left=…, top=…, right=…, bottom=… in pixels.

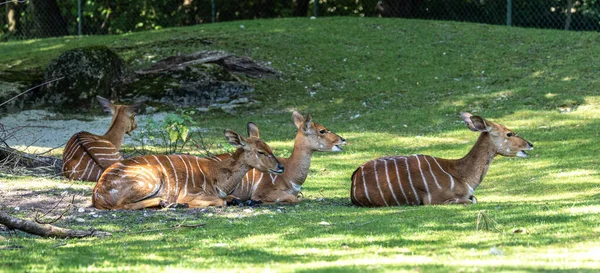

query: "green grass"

left=1, top=17, right=600, bottom=272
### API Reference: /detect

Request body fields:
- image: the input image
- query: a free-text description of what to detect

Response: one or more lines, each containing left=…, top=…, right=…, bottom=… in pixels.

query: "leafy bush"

left=132, top=109, right=196, bottom=155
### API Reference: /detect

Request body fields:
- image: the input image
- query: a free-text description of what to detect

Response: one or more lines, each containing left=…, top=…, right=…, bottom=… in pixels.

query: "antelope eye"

left=257, top=151, right=266, bottom=155
left=319, top=129, right=326, bottom=134
left=507, top=132, right=514, bottom=137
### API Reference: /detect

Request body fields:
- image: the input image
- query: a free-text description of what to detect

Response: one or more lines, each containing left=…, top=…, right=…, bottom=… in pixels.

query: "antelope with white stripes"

left=92, top=123, right=284, bottom=210
left=62, top=96, right=141, bottom=182
left=350, top=112, right=534, bottom=207
left=230, top=111, right=346, bottom=205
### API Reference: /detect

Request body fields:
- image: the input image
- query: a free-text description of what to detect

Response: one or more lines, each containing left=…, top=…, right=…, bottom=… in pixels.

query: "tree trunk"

left=293, top=0, right=309, bottom=17
left=29, top=0, right=68, bottom=38
left=0, top=211, right=111, bottom=238
left=7, top=0, right=25, bottom=36
left=377, top=0, right=422, bottom=18
left=564, top=0, right=573, bottom=30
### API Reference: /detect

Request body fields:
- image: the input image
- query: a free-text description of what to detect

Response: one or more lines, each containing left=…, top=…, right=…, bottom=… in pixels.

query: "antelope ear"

left=292, top=111, right=305, bottom=129
left=247, top=122, right=260, bottom=138
left=461, top=112, right=491, bottom=132
left=302, top=114, right=313, bottom=133
left=96, top=96, right=114, bottom=114
left=224, top=129, right=246, bottom=147
left=129, top=100, right=143, bottom=114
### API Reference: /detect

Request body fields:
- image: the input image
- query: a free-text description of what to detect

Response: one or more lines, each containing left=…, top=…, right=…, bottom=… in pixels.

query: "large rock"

left=120, top=50, right=280, bottom=109
left=41, top=46, right=125, bottom=110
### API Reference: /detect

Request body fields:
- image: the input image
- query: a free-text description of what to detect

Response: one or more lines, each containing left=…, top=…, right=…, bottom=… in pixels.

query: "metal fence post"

left=212, top=0, right=216, bottom=23
left=78, top=0, right=82, bottom=35
left=506, top=0, right=512, bottom=26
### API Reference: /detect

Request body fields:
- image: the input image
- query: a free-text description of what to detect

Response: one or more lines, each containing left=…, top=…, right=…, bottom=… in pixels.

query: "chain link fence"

left=1, top=0, right=600, bottom=40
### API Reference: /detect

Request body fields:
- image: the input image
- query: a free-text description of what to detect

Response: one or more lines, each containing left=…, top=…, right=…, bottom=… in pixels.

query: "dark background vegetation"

left=2, top=0, right=600, bottom=40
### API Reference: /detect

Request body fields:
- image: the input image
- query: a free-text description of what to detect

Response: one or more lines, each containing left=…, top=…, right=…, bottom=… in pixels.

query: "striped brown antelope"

left=351, top=112, right=534, bottom=207
left=229, top=111, right=346, bottom=205
left=62, top=96, right=141, bottom=182
left=92, top=122, right=285, bottom=210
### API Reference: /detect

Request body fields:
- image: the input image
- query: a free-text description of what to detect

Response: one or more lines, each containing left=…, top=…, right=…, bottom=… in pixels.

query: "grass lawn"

left=1, top=17, right=600, bottom=272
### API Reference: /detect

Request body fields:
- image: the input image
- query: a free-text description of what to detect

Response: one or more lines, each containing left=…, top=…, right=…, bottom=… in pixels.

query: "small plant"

left=476, top=210, right=501, bottom=232
left=132, top=109, right=198, bottom=155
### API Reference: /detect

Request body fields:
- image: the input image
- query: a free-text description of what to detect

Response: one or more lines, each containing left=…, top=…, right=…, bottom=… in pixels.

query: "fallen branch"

left=34, top=195, right=74, bottom=225
left=0, top=210, right=111, bottom=238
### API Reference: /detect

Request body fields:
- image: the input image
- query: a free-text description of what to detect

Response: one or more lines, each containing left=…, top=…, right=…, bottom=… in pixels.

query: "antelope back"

left=62, top=97, right=142, bottom=182
left=351, top=155, right=455, bottom=207
left=62, top=132, right=122, bottom=181
left=93, top=154, right=204, bottom=209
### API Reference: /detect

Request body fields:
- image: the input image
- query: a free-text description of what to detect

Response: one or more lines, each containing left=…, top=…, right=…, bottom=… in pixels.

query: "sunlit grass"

left=2, top=17, right=600, bottom=272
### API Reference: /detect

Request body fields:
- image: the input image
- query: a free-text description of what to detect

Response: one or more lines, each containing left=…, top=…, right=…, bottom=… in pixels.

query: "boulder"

left=41, top=45, right=125, bottom=111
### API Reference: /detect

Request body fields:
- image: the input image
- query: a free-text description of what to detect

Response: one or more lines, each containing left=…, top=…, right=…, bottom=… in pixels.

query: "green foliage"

left=132, top=109, right=197, bottom=155
left=3, top=0, right=600, bottom=40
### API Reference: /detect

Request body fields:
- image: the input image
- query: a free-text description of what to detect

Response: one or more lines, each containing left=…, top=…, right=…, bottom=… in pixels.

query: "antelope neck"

left=216, top=149, right=252, bottom=195
left=455, top=132, right=497, bottom=190
left=102, top=110, right=128, bottom=150
left=283, top=135, right=315, bottom=186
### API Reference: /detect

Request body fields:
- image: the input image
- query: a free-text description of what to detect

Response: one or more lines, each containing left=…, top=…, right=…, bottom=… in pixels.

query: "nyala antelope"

left=92, top=123, right=284, bottom=210
left=230, top=111, right=346, bottom=205
left=62, top=96, right=141, bottom=182
left=351, top=112, right=533, bottom=207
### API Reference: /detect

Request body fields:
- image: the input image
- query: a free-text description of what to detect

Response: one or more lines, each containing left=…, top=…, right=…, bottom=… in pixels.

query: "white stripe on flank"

left=64, top=136, right=85, bottom=161
left=178, top=155, right=190, bottom=197
left=244, top=172, right=250, bottom=192
left=360, top=166, right=373, bottom=205
left=152, top=155, right=171, bottom=197
left=382, top=159, right=400, bottom=205
left=165, top=156, right=179, bottom=196
left=253, top=172, right=263, bottom=192
left=87, top=146, right=117, bottom=151
left=194, top=157, right=207, bottom=192
left=186, top=156, right=196, bottom=189
left=392, top=158, right=409, bottom=204
left=81, top=159, right=93, bottom=180
left=422, top=156, right=442, bottom=190
left=97, top=157, right=121, bottom=161
left=403, top=157, right=420, bottom=205
left=95, top=168, right=102, bottom=181
left=373, top=160, right=389, bottom=206
left=351, top=170, right=365, bottom=206
left=94, top=152, right=120, bottom=156
left=414, top=155, right=432, bottom=204
left=71, top=153, right=87, bottom=174
left=430, top=156, right=455, bottom=190
left=141, top=157, right=152, bottom=166
left=249, top=169, right=255, bottom=194
left=63, top=142, right=79, bottom=162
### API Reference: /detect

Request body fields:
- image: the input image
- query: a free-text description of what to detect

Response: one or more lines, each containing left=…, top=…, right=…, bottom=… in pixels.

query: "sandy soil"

left=0, top=110, right=168, bottom=154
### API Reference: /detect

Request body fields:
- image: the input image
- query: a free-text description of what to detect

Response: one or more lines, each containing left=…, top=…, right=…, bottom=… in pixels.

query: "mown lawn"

left=1, top=17, right=600, bottom=272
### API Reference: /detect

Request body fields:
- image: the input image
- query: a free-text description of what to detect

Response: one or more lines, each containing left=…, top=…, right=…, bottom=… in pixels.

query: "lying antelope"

left=351, top=112, right=533, bottom=207
left=92, top=123, right=284, bottom=210
left=62, top=96, right=141, bottom=182
left=230, top=111, right=346, bottom=205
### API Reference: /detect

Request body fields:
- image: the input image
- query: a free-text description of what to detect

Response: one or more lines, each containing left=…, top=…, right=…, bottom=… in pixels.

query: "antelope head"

left=224, top=122, right=284, bottom=174
left=461, top=112, right=534, bottom=158
left=292, top=111, right=346, bottom=152
left=97, top=96, right=142, bottom=136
